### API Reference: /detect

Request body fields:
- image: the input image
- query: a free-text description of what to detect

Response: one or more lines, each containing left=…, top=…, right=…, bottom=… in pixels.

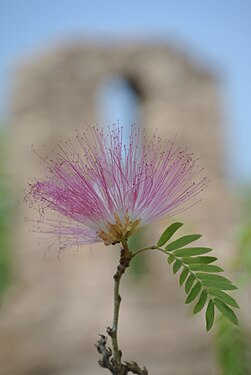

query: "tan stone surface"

left=0, top=41, right=237, bottom=374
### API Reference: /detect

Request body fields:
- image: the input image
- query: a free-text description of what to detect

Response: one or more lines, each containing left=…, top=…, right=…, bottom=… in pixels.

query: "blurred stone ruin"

left=0, top=41, right=236, bottom=375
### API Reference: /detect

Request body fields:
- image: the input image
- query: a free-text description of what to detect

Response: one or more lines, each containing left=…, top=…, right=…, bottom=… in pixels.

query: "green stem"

left=132, top=245, right=166, bottom=258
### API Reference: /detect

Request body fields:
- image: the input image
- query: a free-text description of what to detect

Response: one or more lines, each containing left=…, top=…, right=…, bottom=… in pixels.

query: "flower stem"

left=109, top=243, right=165, bottom=367
left=96, top=240, right=148, bottom=374
left=132, top=245, right=166, bottom=258
left=108, top=240, right=132, bottom=367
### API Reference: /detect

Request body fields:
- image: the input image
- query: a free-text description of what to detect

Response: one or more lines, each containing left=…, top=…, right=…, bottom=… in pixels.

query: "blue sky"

left=1, top=0, right=251, bottom=182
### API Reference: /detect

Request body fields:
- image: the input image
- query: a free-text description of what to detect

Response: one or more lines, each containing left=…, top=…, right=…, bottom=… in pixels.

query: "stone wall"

left=0, top=41, right=236, bottom=375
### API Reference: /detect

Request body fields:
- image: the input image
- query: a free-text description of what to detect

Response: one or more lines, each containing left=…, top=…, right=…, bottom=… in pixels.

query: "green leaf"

left=214, top=299, right=239, bottom=326
left=174, top=247, right=212, bottom=257
left=190, top=264, right=224, bottom=272
left=165, top=234, right=201, bottom=251
left=173, top=259, right=182, bottom=274
left=162, top=223, right=239, bottom=332
left=185, top=282, right=202, bottom=304
left=208, top=289, right=239, bottom=309
left=195, top=273, right=233, bottom=284
left=182, top=256, right=217, bottom=264
left=179, top=267, right=189, bottom=286
left=167, top=254, right=175, bottom=264
left=206, top=299, right=215, bottom=331
left=193, top=290, right=208, bottom=314
left=185, top=274, right=195, bottom=294
left=157, top=222, right=183, bottom=247
left=201, top=279, right=238, bottom=290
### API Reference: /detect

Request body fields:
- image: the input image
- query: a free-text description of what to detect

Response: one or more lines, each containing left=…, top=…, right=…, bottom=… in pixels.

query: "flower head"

left=27, top=125, right=207, bottom=249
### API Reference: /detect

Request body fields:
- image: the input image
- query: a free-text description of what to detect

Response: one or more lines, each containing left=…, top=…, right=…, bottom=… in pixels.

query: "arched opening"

left=97, top=76, right=147, bottom=277
left=97, top=75, right=141, bottom=135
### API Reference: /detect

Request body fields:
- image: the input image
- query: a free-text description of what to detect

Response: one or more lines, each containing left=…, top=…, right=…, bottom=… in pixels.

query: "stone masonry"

left=0, top=41, right=236, bottom=375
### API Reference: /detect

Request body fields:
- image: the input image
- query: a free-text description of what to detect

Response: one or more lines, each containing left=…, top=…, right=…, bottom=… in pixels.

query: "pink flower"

left=27, top=125, right=207, bottom=249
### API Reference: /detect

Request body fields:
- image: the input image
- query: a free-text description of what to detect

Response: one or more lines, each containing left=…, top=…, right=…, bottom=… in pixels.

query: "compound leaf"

left=206, top=299, right=215, bottom=331
left=185, top=274, right=195, bottom=294
left=173, top=259, right=182, bottom=274
left=214, top=299, right=239, bottom=326
left=167, top=254, right=175, bottom=264
left=157, top=222, right=183, bottom=247
left=182, top=256, right=217, bottom=265
left=201, top=280, right=238, bottom=290
left=196, top=273, right=233, bottom=284
left=165, top=234, right=201, bottom=251
left=208, top=289, right=239, bottom=309
left=185, top=282, right=202, bottom=304
left=179, top=267, right=189, bottom=286
left=190, top=264, right=224, bottom=272
left=193, top=290, right=208, bottom=314
left=174, top=247, right=212, bottom=257
left=160, top=223, right=239, bottom=332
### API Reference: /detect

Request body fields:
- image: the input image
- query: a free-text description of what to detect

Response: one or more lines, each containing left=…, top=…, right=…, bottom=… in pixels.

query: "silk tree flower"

left=27, top=125, right=207, bottom=249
